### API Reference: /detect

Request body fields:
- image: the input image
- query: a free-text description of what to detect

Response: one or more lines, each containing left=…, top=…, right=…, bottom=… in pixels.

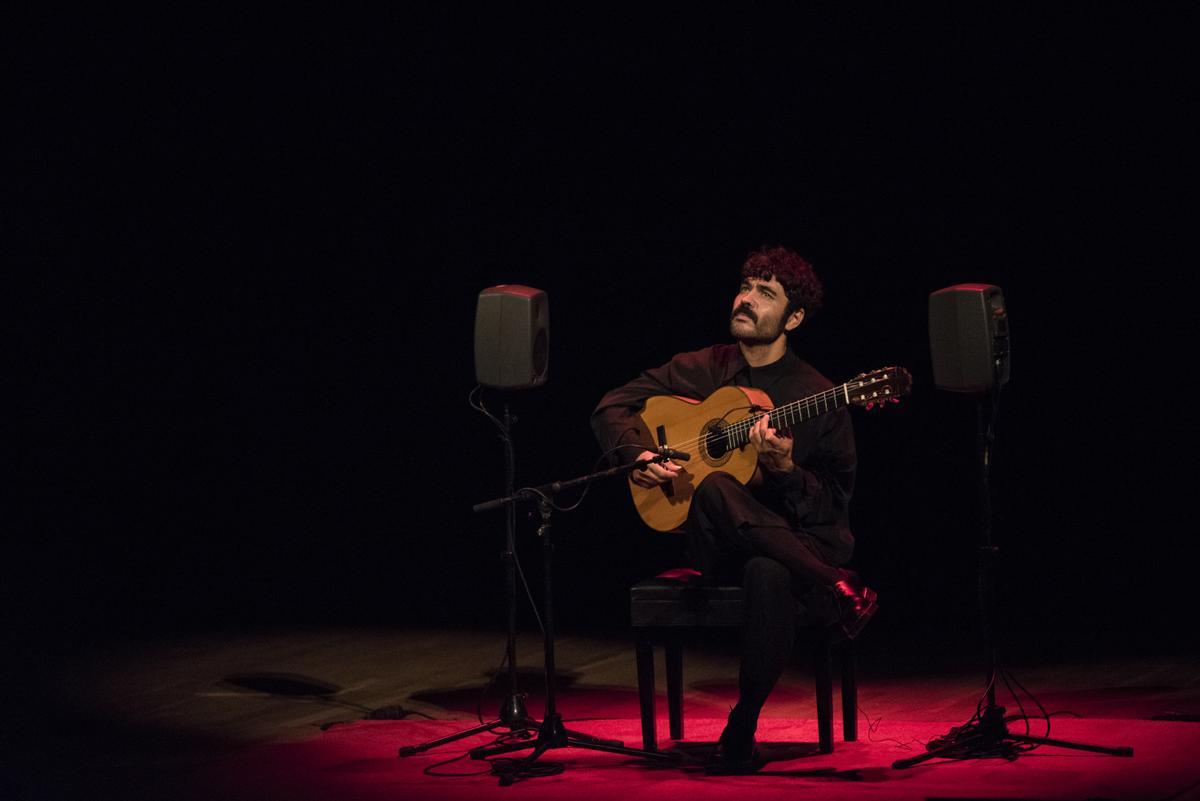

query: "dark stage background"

left=13, top=9, right=1195, bottom=668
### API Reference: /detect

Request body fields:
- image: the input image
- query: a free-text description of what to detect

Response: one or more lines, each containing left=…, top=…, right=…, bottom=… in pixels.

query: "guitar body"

left=630, top=385, right=773, bottom=532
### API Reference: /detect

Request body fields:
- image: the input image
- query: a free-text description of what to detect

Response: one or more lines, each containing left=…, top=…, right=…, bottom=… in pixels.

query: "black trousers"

left=684, top=472, right=845, bottom=738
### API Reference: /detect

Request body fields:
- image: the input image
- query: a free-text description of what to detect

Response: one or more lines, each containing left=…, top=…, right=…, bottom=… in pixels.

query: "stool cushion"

left=630, top=569, right=840, bottom=629
left=630, top=579, right=744, bottom=627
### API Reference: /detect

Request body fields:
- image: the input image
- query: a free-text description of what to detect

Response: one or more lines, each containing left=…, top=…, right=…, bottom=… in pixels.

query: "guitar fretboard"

left=723, top=383, right=851, bottom=449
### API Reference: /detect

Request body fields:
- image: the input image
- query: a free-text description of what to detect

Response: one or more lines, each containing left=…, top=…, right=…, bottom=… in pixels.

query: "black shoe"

left=705, top=737, right=761, bottom=775
left=833, top=571, right=878, bottom=639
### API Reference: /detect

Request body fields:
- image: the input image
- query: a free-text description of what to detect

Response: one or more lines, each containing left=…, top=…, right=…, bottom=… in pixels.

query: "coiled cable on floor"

left=486, top=755, right=565, bottom=786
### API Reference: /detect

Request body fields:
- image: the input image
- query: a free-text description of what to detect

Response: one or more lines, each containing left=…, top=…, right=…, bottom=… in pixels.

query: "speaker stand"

left=399, top=401, right=537, bottom=756
left=893, top=390, right=1132, bottom=769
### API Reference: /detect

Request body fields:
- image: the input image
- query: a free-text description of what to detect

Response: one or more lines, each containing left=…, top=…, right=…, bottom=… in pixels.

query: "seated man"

left=591, top=245, right=877, bottom=773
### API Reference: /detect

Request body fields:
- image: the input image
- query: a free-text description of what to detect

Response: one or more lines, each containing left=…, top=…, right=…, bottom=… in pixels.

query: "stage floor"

left=13, top=627, right=1200, bottom=800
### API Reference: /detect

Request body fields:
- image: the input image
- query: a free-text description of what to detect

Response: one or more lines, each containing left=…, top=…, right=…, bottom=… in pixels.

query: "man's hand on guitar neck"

left=631, top=450, right=681, bottom=488
left=750, top=414, right=795, bottom=474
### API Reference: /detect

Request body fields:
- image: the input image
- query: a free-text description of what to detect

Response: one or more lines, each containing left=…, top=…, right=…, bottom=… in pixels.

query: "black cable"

left=486, top=756, right=566, bottom=785
left=999, top=667, right=1034, bottom=748
left=512, top=536, right=545, bottom=635
left=469, top=384, right=546, bottom=644
left=468, top=387, right=642, bottom=734
left=1002, top=666, right=1053, bottom=742
left=476, top=647, right=511, bottom=725
left=469, top=384, right=510, bottom=434
left=474, top=382, right=664, bottom=514
left=420, top=729, right=559, bottom=777
left=469, top=383, right=544, bottom=743
left=417, top=726, right=565, bottom=784
left=364, top=705, right=436, bottom=721
left=470, top=387, right=642, bottom=626
left=514, top=442, right=656, bottom=513
left=858, top=703, right=926, bottom=751
left=422, top=749, right=495, bottom=777
left=420, top=730, right=534, bottom=777
left=972, top=668, right=1000, bottom=722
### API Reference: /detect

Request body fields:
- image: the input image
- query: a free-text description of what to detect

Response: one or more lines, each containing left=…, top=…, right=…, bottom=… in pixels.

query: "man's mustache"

left=732, top=305, right=757, bottom=323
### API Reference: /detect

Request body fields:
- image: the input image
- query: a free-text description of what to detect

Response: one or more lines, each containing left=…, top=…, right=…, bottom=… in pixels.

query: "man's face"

left=730, top=275, right=803, bottom=344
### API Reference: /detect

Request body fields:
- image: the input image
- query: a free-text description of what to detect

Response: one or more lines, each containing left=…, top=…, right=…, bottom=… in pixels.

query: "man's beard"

left=730, top=308, right=786, bottom=344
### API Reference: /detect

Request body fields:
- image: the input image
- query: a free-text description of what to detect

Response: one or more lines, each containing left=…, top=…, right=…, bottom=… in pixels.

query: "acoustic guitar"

left=629, top=366, right=912, bottom=531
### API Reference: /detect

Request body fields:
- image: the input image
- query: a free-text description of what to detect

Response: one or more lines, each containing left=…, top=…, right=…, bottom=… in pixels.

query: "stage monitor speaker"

left=474, top=285, right=549, bottom=389
left=929, top=283, right=1010, bottom=393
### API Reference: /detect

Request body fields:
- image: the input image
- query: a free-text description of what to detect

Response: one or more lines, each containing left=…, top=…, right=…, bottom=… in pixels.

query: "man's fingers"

left=634, top=466, right=666, bottom=487
left=759, top=414, right=776, bottom=438
left=751, top=414, right=768, bottom=445
left=751, top=413, right=788, bottom=451
left=636, top=460, right=678, bottom=487
left=632, top=450, right=680, bottom=487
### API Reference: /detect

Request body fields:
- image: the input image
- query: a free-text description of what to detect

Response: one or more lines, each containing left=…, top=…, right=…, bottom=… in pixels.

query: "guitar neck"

left=728, top=383, right=850, bottom=448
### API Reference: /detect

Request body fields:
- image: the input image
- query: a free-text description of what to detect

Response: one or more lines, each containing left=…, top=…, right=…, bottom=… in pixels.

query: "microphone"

left=657, top=447, right=691, bottom=462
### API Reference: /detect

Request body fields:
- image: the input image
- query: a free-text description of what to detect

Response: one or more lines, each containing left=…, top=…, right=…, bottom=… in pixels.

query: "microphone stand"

left=467, top=451, right=684, bottom=782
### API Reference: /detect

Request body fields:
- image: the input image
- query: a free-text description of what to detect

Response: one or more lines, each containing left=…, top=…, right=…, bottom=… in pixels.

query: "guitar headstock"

left=846, top=366, right=913, bottom=409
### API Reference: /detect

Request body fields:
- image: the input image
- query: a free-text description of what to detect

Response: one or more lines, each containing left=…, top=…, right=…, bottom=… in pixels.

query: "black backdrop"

left=14, top=8, right=1195, bottom=664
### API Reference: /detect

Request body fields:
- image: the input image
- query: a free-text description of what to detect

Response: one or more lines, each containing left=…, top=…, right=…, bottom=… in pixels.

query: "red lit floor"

left=15, top=627, right=1200, bottom=800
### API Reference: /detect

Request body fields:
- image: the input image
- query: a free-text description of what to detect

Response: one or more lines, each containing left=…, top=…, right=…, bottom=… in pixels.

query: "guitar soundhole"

left=700, top=421, right=733, bottom=466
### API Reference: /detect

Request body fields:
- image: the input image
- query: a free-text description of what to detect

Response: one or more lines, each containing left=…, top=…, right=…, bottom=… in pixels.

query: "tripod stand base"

left=398, top=714, right=626, bottom=758
left=398, top=718, right=536, bottom=757
left=892, top=705, right=1134, bottom=769
left=469, top=712, right=681, bottom=771
left=398, top=693, right=535, bottom=757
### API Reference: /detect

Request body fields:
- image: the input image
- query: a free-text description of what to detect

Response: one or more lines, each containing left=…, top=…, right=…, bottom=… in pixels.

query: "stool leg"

left=814, top=629, right=834, bottom=754
left=841, top=637, right=858, bottom=742
left=666, top=639, right=684, bottom=741
left=635, top=634, right=657, bottom=751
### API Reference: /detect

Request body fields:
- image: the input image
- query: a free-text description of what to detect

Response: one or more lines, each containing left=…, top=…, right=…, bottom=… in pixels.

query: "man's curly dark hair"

left=740, top=246, right=824, bottom=319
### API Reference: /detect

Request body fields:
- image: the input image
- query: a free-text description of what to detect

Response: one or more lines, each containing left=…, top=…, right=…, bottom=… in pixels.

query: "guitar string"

left=639, top=369, right=904, bottom=457
left=649, top=378, right=895, bottom=457
left=649, top=386, right=845, bottom=455
left=649, top=385, right=847, bottom=456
